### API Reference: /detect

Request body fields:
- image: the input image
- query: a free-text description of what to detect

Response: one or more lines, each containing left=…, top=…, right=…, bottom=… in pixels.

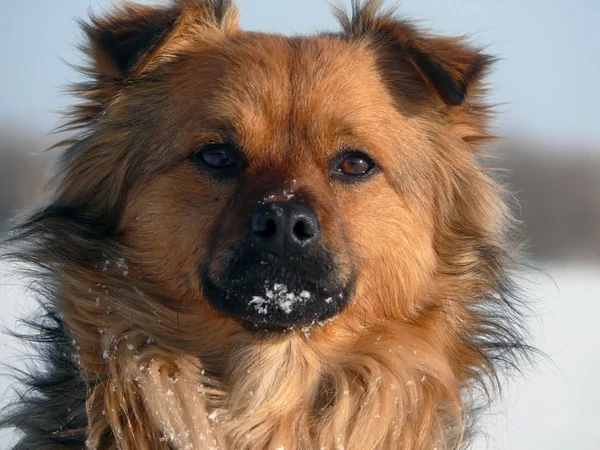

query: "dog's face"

left=118, top=33, right=441, bottom=333
left=56, top=0, right=497, bottom=350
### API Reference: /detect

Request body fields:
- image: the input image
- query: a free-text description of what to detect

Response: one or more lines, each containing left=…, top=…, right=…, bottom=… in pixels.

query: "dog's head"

left=38, top=0, right=506, bottom=348
left=5, top=2, right=529, bottom=448
left=50, top=0, right=501, bottom=339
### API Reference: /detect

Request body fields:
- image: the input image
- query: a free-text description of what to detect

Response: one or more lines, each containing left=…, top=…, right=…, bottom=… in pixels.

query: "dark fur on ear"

left=83, top=4, right=179, bottom=77
left=82, top=0, right=238, bottom=78
left=336, top=0, right=494, bottom=106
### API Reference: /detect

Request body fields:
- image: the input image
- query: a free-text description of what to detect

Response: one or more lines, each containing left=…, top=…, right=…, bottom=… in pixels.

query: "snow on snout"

left=249, top=283, right=312, bottom=315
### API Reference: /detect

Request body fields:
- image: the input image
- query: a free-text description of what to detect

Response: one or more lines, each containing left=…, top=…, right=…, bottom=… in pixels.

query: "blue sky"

left=1, top=0, right=599, bottom=148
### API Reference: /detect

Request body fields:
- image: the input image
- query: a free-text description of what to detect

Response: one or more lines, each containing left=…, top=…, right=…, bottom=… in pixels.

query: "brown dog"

left=1, top=1, right=528, bottom=449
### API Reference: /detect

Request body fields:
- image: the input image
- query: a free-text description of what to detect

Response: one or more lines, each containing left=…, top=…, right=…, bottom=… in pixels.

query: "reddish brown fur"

left=2, top=1, right=528, bottom=449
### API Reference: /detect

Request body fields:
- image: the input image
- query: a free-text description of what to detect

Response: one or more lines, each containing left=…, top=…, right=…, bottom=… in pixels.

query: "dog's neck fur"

left=78, top=322, right=467, bottom=450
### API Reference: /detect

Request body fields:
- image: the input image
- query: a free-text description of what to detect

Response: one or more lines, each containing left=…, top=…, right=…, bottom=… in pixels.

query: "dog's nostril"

left=251, top=212, right=278, bottom=237
left=257, top=218, right=277, bottom=237
left=293, top=219, right=315, bottom=241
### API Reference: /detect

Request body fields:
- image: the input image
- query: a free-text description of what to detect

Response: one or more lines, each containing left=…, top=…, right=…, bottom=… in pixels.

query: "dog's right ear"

left=82, top=0, right=238, bottom=79
left=335, top=0, right=493, bottom=107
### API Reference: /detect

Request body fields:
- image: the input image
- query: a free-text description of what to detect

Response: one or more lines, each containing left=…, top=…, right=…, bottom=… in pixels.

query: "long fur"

left=1, top=1, right=531, bottom=449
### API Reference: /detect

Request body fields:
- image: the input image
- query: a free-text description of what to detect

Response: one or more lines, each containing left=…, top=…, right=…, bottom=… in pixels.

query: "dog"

left=1, top=1, right=529, bottom=449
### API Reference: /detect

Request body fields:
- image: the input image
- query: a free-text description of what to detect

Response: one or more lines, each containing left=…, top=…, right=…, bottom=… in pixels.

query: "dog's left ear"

left=82, top=0, right=239, bottom=79
left=336, top=0, right=494, bottom=106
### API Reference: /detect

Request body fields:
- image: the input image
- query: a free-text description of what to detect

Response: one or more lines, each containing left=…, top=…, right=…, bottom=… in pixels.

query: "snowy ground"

left=472, top=265, right=600, bottom=450
left=0, top=264, right=598, bottom=449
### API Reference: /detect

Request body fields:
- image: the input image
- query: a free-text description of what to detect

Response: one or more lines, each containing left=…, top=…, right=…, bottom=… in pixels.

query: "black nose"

left=250, top=202, right=320, bottom=257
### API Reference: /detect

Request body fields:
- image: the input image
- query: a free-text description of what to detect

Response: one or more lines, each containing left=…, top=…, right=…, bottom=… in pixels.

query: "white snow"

left=248, top=283, right=312, bottom=315
left=472, top=264, right=600, bottom=450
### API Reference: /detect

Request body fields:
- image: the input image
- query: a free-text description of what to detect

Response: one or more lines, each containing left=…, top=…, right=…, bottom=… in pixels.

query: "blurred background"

left=0, top=0, right=598, bottom=449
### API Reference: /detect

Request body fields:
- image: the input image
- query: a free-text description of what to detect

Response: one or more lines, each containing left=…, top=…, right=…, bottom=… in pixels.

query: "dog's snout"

left=251, top=202, right=320, bottom=257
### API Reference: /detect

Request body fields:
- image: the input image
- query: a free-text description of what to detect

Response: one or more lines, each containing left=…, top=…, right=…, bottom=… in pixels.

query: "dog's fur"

left=1, top=1, right=529, bottom=449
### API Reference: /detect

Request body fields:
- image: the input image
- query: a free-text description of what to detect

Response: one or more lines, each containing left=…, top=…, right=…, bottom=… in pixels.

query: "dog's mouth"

left=202, top=250, right=355, bottom=331
left=204, top=277, right=354, bottom=331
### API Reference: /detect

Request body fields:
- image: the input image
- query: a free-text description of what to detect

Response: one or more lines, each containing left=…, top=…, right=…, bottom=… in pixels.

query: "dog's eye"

left=332, top=152, right=377, bottom=179
left=191, top=144, right=241, bottom=177
left=195, top=145, right=235, bottom=168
